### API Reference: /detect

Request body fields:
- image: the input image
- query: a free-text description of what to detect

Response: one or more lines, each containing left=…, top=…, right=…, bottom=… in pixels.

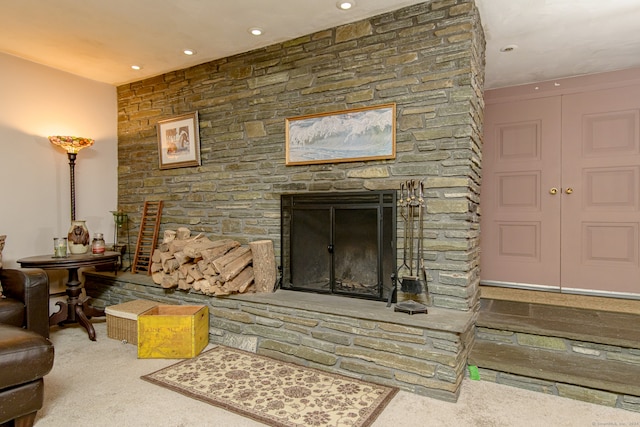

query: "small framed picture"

left=157, top=112, right=201, bottom=169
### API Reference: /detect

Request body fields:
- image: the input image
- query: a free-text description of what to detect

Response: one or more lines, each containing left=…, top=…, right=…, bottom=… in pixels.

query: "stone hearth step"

left=469, top=339, right=640, bottom=396
left=476, top=299, right=640, bottom=348
left=469, top=298, right=640, bottom=398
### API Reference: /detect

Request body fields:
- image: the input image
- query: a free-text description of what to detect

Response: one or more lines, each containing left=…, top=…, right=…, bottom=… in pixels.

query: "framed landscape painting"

left=157, top=112, right=201, bottom=169
left=285, top=103, right=396, bottom=165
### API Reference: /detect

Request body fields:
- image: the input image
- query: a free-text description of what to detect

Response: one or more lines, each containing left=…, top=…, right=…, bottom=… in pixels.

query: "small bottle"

left=92, top=233, right=106, bottom=255
left=54, top=237, right=68, bottom=258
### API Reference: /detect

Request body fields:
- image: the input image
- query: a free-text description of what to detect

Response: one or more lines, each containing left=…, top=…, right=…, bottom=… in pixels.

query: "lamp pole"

left=67, top=152, right=77, bottom=221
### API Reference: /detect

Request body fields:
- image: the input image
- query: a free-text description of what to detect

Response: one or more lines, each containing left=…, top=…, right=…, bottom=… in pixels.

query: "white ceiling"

left=1, top=0, right=639, bottom=89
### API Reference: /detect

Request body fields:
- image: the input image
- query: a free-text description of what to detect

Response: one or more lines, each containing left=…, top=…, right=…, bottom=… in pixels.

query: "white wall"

left=0, top=53, right=118, bottom=269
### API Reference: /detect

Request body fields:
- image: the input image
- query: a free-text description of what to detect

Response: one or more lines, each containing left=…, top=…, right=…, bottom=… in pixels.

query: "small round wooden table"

left=18, top=251, right=120, bottom=341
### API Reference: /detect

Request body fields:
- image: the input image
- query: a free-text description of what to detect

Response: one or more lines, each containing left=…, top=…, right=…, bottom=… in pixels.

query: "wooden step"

left=477, top=299, right=640, bottom=348
left=469, top=339, right=640, bottom=396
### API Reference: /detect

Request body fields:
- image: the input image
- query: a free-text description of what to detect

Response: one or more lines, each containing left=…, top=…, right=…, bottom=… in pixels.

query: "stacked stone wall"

left=116, top=0, right=485, bottom=311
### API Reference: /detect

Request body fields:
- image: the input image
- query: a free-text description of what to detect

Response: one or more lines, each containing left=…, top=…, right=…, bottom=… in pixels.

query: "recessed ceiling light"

left=500, top=44, right=518, bottom=52
left=249, top=27, right=263, bottom=36
left=337, top=1, right=355, bottom=10
left=183, top=49, right=196, bottom=56
left=131, top=65, right=142, bottom=70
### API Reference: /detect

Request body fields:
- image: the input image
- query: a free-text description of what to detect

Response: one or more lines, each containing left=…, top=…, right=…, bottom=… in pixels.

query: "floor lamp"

left=49, top=136, right=94, bottom=221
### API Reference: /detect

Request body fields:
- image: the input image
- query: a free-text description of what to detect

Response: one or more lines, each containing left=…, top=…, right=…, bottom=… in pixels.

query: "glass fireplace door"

left=281, top=191, right=396, bottom=302
left=290, top=208, right=331, bottom=293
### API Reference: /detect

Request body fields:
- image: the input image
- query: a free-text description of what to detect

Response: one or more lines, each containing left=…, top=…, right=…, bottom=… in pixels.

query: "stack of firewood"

left=150, top=227, right=276, bottom=297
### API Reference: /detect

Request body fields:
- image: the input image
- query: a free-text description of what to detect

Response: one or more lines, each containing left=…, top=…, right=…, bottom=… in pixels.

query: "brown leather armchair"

left=0, top=268, right=50, bottom=339
left=0, top=269, right=54, bottom=427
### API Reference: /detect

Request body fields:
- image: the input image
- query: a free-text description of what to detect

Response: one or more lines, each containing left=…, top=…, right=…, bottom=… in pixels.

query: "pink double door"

left=481, top=83, right=640, bottom=297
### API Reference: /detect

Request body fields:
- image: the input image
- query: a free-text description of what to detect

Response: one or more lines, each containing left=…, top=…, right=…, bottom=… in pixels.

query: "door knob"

left=549, top=188, right=558, bottom=195
left=565, top=188, right=573, bottom=194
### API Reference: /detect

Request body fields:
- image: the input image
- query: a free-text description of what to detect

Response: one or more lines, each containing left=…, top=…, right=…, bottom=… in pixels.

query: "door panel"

left=481, top=97, right=562, bottom=288
left=561, top=85, right=640, bottom=295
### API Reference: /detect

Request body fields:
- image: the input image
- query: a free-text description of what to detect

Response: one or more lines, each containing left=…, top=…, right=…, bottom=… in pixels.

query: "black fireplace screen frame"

left=280, top=191, right=397, bottom=302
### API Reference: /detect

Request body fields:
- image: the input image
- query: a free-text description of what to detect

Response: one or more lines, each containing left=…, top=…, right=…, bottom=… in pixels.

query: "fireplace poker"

left=398, top=182, right=411, bottom=276
left=417, top=181, right=428, bottom=292
left=407, top=180, right=416, bottom=277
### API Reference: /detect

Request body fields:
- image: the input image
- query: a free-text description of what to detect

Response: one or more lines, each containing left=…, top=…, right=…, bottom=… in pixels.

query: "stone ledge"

left=85, top=271, right=474, bottom=334
left=232, top=288, right=475, bottom=335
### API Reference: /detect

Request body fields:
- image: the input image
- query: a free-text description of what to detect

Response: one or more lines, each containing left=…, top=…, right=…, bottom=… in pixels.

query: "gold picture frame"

left=285, top=103, right=396, bottom=166
left=157, top=112, right=201, bottom=170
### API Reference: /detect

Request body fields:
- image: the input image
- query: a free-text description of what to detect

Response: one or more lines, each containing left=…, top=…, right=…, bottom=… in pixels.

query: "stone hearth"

left=85, top=271, right=474, bottom=402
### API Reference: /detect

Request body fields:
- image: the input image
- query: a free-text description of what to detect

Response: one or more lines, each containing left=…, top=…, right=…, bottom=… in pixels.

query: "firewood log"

left=200, top=240, right=240, bottom=263
left=150, top=262, right=163, bottom=273
left=161, top=272, right=178, bottom=289
left=249, top=240, right=277, bottom=292
left=202, top=265, right=217, bottom=276
left=202, top=281, right=216, bottom=295
left=163, top=258, right=179, bottom=273
left=212, top=246, right=250, bottom=273
left=159, top=252, right=175, bottom=270
left=176, top=227, right=191, bottom=240
left=152, top=272, right=164, bottom=285
left=152, top=249, right=163, bottom=263
left=239, top=280, right=255, bottom=294
left=224, top=266, right=254, bottom=293
left=173, top=251, right=192, bottom=266
left=212, top=285, right=231, bottom=296
left=163, top=230, right=176, bottom=244
left=167, top=233, right=203, bottom=254
left=183, top=237, right=219, bottom=259
left=194, top=279, right=209, bottom=292
left=177, top=279, right=190, bottom=291
left=187, top=265, right=204, bottom=281
left=220, top=251, right=252, bottom=282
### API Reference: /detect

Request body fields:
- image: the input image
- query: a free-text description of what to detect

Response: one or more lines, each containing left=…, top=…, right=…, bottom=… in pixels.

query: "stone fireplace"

left=117, top=0, right=484, bottom=312
left=110, top=0, right=485, bottom=402
left=280, top=191, right=396, bottom=302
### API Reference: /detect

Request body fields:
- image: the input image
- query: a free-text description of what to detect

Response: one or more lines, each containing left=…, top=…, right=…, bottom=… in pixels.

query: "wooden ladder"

left=132, top=201, right=163, bottom=274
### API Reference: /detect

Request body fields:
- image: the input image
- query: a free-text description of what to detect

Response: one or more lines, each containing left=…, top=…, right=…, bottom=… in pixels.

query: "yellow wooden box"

left=105, top=299, right=159, bottom=345
left=137, top=305, right=209, bottom=359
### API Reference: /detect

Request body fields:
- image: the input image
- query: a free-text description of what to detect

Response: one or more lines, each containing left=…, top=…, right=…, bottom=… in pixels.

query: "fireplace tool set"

left=395, top=179, right=428, bottom=314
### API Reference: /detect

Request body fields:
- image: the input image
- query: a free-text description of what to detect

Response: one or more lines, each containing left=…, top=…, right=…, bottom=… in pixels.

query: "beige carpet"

left=142, top=346, right=397, bottom=427
left=34, top=320, right=640, bottom=427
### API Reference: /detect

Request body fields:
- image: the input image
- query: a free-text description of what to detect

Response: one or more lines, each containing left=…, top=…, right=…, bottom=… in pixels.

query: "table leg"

left=49, top=300, right=69, bottom=326
left=49, top=266, right=105, bottom=340
left=75, top=303, right=96, bottom=341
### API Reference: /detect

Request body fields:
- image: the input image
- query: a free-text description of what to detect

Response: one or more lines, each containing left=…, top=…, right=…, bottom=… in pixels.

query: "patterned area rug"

left=142, top=346, right=398, bottom=427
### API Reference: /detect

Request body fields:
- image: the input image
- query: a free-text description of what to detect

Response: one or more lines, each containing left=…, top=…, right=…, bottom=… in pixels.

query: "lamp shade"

left=49, top=135, right=94, bottom=154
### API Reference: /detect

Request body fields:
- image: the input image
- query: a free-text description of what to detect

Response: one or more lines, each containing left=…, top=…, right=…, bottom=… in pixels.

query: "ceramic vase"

left=68, top=220, right=90, bottom=254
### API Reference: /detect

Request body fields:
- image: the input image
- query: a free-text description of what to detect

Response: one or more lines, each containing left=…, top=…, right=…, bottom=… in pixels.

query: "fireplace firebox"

left=280, top=191, right=396, bottom=302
